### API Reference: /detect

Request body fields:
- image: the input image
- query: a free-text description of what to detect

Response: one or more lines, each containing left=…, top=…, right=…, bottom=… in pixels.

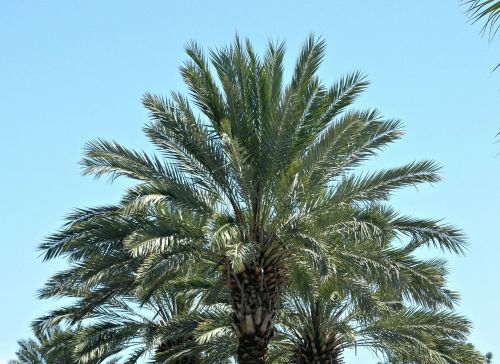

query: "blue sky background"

left=0, top=1, right=498, bottom=363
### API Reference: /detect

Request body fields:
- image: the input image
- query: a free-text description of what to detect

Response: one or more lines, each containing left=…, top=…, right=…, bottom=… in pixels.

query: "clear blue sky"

left=0, top=1, right=498, bottom=363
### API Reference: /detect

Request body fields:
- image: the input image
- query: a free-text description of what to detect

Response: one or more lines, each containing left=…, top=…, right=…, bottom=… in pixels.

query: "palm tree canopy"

left=274, top=257, right=476, bottom=364
left=38, top=35, right=468, bottom=363
left=41, top=33, right=465, bottom=294
left=9, top=325, right=77, bottom=364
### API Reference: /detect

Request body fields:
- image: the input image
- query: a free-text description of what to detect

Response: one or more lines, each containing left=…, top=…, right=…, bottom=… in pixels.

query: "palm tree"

left=39, top=35, right=466, bottom=363
left=273, top=251, right=474, bottom=364
left=485, top=352, right=493, bottom=363
left=280, top=298, right=474, bottom=364
left=36, top=275, right=235, bottom=363
left=34, top=211, right=233, bottom=363
left=463, top=0, right=500, bottom=39
left=35, top=208, right=464, bottom=364
left=71, top=291, right=228, bottom=364
left=462, top=0, right=500, bottom=70
left=8, top=325, right=77, bottom=364
left=379, top=342, right=485, bottom=364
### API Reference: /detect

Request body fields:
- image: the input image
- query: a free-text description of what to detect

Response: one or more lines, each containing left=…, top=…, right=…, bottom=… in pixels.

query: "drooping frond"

left=463, top=0, right=500, bottom=39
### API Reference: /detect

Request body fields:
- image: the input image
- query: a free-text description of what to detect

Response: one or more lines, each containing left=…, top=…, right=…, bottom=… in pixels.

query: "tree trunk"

left=294, top=349, right=344, bottom=364
left=228, top=253, right=287, bottom=364
left=237, top=335, right=268, bottom=363
left=293, top=333, right=344, bottom=364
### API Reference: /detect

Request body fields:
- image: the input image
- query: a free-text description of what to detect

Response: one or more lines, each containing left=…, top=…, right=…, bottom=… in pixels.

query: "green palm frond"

left=10, top=326, right=78, bottom=364
left=463, top=0, right=500, bottom=39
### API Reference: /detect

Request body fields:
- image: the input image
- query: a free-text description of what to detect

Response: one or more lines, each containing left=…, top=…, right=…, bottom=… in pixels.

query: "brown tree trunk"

left=228, top=252, right=287, bottom=364
left=294, top=349, right=344, bottom=364
left=293, top=333, right=344, bottom=364
left=237, top=334, right=269, bottom=363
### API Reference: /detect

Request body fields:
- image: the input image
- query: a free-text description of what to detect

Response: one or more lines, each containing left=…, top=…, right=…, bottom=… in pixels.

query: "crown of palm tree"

left=8, top=325, right=77, bottom=364
left=38, top=35, right=467, bottom=363
left=275, top=267, right=476, bottom=364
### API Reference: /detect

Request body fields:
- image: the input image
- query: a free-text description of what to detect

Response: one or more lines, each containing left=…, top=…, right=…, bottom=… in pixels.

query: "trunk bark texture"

left=229, top=249, right=287, bottom=364
left=293, top=333, right=344, bottom=364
